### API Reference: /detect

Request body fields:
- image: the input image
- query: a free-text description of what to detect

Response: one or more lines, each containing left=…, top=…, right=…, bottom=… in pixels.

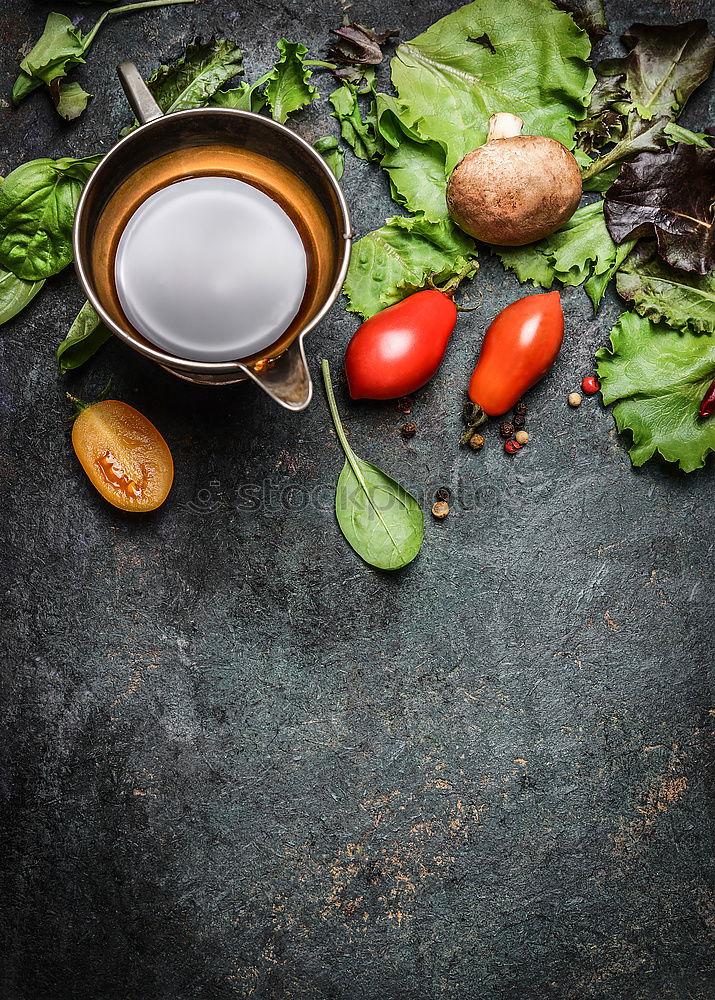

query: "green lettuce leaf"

left=376, top=93, right=448, bottom=220
left=596, top=312, right=715, bottom=472
left=263, top=40, right=318, bottom=124
left=343, top=216, right=477, bottom=319
left=313, top=137, right=345, bottom=180
left=493, top=201, right=635, bottom=310
left=147, top=37, right=243, bottom=113
left=386, top=0, right=594, bottom=177
left=329, top=76, right=384, bottom=161
left=616, top=243, right=715, bottom=336
left=583, top=238, right=635, bottom=310
left=663, top=122, right=714, bottom=149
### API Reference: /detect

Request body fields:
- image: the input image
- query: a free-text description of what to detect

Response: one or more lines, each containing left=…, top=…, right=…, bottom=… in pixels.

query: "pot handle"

left=117, top=61, right=164, bottom=124
left=238, top=338, right=313, bottom=411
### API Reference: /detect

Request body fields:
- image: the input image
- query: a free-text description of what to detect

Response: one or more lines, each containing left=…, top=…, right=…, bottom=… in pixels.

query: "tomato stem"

left=428, top=260, right=479, bottom=298
left=66, top=378, right=113, bottom=421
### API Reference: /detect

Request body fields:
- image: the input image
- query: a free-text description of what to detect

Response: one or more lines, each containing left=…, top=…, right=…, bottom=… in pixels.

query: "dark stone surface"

left=1, top=2, right=713, bottom=998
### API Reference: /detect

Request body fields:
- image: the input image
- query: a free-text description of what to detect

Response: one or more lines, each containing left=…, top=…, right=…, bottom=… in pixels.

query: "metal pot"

left=73, top=62, right=352, bottom=410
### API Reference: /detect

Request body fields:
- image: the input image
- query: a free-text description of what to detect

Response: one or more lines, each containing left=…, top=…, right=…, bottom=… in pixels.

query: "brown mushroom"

left=446, top=113, right=582, bottom=246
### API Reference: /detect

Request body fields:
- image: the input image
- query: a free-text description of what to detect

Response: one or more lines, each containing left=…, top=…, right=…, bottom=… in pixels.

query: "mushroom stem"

left=487, top=112, right=524, bottom=141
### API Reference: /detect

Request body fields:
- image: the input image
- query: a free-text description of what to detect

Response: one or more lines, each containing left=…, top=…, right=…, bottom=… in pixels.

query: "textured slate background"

left=1, top=1, right=713, bottom=998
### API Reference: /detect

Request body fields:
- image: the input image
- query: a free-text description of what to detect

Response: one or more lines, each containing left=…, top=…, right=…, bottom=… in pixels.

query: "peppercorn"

left=515, top=430, right=529, bottom=445
left=514, top=401, right=528, bottom=416
left=435, top=487, right=450, bottom=502
left=401, top=421, right=417, bottom=438
left=582, top=376, right=600, bottom=395
left=432, top=501, right=450, bottom=519
left=468, top=433, right=485, bottom=451
left=396, top=395, right=414, bottom=414
left=513, top=413, right=526, bottom=429
left=504, top=440, right=521, bottom=454
left=499, top=420, right=515, bottom=438
left=568, top=392, right=582, bottom=408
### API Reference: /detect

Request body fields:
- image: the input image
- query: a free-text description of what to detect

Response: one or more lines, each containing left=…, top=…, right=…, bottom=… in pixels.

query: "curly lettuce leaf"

left=343, top=216, right=477, bottom=319
left=212, top=80, right=266, bottom=113
left=329, top=78, right=384, bottom=161
left=263, top=40, right=318, bottom=124
left=616, top=243, right=715, bottom=336
left=493, top=202, right=635, bottom=310
left=596, top=312, right=715, bottom=472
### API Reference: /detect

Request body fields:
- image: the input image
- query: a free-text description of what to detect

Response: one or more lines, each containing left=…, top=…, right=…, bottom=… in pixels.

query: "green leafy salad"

left=1, top=0, right=714, bottom=472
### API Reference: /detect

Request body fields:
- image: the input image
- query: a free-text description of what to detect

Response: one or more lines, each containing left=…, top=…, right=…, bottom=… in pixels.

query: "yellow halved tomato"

left=71, top=399, right=174, bottom=512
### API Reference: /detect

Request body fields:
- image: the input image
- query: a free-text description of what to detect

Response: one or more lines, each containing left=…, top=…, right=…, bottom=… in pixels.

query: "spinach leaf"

left=146, top=37, right=243, bottom=114
left=54, top=80, right=92, bottom=121
left=0, top=268, right=44, bottom=326
left=322, top=360, right=423, bottom=571
left=596, top=312, right=715, bottom=472
left=604, top=144, right=715, bottom=274
left=0, top=156, right=101, bottom=281
left=263, top=40, right=318, bottom=124
left=313, top=138, right=345, bottom=180
left=344, top=215, right=478, bottom=320
left=12, top=1, right=196, bottom=116
left=58, top=301, right=112, bottom=373
left=615, top=243, right=715, bottom=336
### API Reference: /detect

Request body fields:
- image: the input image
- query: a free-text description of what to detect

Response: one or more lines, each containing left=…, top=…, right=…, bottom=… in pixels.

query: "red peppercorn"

left=699, top=378, right=715, bottom=418
left=504, top=439, right=522, bottom=454
left=582, top=376, right=600, bottom=395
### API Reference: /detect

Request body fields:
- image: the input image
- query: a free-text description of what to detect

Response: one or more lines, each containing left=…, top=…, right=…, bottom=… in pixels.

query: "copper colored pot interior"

left=91, top=144, right=335, bottom=367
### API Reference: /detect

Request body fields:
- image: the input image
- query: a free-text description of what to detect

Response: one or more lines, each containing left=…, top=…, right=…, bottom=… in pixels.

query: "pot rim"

left=72, top=106, right=353, bottom=376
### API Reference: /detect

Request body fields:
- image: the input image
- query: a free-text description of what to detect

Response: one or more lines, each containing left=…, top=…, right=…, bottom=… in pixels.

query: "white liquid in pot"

left=114, top=176, right=308, bottom=362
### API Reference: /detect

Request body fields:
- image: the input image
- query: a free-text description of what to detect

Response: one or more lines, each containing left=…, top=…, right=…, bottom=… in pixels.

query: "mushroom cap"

left=446, top=136, right=582, bottom=246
